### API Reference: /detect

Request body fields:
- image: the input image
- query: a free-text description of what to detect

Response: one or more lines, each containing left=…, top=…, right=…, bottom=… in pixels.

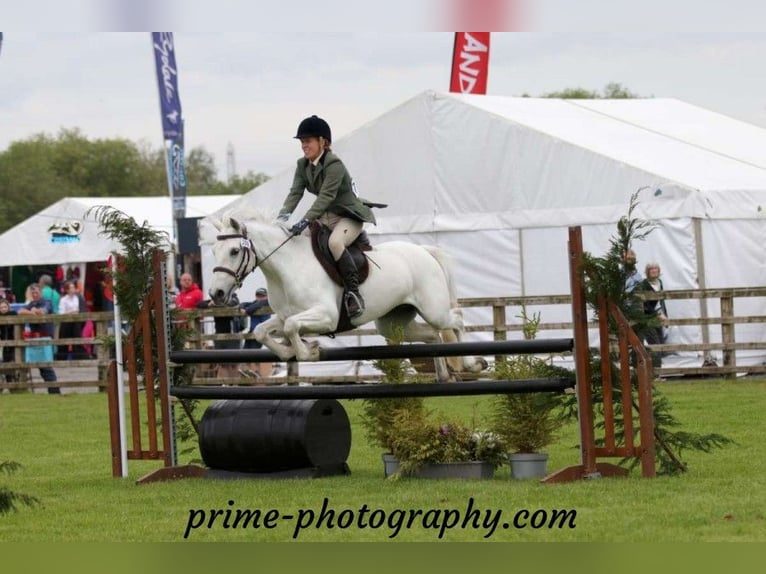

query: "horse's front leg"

left=282, top=306, right=338, bottom=362
left=253, top=315, right=295, bottom=361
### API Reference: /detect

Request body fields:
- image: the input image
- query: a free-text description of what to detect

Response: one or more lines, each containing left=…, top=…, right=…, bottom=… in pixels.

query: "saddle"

left=310, top=221, right=372, bottom=287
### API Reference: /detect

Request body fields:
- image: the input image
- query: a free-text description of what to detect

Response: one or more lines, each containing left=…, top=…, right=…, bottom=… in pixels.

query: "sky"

left=1, top=3, right=765, bottom=181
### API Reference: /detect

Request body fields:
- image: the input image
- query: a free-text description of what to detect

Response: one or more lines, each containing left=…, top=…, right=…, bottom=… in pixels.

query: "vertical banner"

left=151, top=32, right=186, bottom=219
left=169, top=120, right=188, bottom=219
left=449, top=32, right=491, bottom=94
left=152, top=32, right=182, bottom=140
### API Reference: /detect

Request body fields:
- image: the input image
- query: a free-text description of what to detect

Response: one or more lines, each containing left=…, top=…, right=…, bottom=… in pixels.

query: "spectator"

left=197, top=294, right=243, bottom=379
left=0, top=279, right=15, bottom=303
left=239, top=287, right=274, bottom=378
left=38, top=273, right=61, bottom=313
left=640, top=261, right=669, bottom=375
left=58, top=280, right=84, bottom=360
left=0, top=298, right=18, bottom=383
left=166, top=275, right=179, bottom=311
left=175, top=273, right=204, bottom=310
left=17, top=284, right=59, bottom=394
left=623, top=248, right=643, bottom=294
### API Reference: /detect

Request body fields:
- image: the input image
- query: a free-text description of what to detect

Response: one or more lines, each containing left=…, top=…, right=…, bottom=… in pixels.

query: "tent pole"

left=692, top=218, right=713, bottom=364
left=518, top=228, right=527, bottom=300
left=111, top=256, right=128, bottom=478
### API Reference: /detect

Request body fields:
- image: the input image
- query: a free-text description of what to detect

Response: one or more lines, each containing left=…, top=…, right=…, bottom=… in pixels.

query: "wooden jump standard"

left=106, top=226, right=656, bottom=483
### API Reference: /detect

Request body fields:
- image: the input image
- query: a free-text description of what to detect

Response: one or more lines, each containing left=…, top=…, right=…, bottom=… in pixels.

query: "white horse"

left=207, top=209, right=485, bottom=379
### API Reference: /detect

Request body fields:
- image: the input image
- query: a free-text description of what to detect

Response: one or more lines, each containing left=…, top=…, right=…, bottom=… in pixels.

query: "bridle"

left=212, top=227, right=295, bottom=288
left=212, top=233, right=258, bottom=288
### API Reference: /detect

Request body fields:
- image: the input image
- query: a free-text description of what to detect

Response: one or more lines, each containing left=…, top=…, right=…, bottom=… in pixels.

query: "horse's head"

left=208, top=216, right=258, bottom=305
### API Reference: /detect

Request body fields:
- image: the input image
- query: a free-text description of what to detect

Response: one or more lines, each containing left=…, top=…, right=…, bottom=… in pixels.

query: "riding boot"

left=336, top=249, right=365, bottom=318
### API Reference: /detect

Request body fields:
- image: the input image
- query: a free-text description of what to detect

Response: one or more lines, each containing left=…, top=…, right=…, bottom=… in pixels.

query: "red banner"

left=449, top=32, right=491, bottom=94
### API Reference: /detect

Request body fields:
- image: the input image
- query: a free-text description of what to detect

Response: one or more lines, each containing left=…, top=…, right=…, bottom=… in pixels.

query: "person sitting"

left=276, top=115, right=380, bottom=319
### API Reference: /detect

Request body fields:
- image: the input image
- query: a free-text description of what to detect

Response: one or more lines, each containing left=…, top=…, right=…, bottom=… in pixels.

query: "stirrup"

left=344, top=291, right=364, bottom=318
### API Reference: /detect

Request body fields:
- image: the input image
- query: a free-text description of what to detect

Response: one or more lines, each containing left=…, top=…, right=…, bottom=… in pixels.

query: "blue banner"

left=169, top=121, right=187, bottom=218
left=151, top=32, right=183, bottom=140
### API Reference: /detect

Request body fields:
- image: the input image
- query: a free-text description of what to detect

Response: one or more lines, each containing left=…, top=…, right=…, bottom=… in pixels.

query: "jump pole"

left=170, top=377, right=574, bottom=400
left=169, top=338, right=574, bottom=365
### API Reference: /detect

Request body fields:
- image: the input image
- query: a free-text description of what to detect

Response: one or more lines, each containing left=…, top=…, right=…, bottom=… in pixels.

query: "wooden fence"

left=2, top=286, right=765, bottom=392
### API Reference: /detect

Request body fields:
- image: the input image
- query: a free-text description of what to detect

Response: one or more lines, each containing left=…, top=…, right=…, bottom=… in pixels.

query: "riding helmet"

left=294, top=115, right=331, bottom=143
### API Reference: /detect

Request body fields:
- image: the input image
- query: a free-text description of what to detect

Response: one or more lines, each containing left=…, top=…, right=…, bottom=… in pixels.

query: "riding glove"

left=289, top=218, right=310, bottom=236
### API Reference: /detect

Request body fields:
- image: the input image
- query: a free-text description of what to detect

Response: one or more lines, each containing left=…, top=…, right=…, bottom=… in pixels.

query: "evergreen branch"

left=0, top=461, right=41, bottom=515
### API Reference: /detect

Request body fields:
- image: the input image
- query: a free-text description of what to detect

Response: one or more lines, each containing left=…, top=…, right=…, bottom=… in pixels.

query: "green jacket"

left=280, top=151, right=376, bottom=224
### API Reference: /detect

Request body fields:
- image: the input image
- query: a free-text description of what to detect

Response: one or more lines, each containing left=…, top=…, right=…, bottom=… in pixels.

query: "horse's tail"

left=423, top=245, right=486, bottom=373
left=423, top=245, right=459, bottom=308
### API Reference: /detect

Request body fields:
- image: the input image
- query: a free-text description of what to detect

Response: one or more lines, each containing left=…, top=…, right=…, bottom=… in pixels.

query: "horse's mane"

left=219, top=206, right=277, bottom=228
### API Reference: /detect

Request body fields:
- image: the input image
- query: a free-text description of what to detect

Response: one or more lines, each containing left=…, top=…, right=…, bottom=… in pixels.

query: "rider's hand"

left=276, top=212, right=290, bottom=223
left=289, top=218, right=310, bottom=236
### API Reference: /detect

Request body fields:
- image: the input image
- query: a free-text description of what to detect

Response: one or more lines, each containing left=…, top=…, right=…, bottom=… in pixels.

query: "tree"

left=0, top=130, right=270, bottom=233
left=540, top=82, right=641, bottom=99
left=206, top=170, right=271, bottom=195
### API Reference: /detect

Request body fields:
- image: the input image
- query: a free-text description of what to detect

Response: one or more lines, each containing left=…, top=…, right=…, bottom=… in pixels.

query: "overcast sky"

left=2, top=10, right=765, bottom=181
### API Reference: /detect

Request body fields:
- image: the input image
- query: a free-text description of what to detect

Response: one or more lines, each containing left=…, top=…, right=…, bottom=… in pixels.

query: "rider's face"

left=300, top=137, right=323, bottom=162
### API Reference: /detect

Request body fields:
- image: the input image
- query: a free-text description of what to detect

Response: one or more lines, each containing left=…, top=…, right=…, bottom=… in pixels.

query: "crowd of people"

left=0, top=273, right=96, bottom=394
left=0, top=266, right=277, bottom=393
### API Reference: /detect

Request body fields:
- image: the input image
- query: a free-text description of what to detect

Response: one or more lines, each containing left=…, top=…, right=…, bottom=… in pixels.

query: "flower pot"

left=509, top=452, right=549, bottom=479
left=381, top=454, right=494, bottom=479
left=382, top=453, right=400, bottom=477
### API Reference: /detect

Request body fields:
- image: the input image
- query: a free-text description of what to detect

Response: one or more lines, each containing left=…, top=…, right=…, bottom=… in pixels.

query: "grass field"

left=1, top=379, right=765, bottom=542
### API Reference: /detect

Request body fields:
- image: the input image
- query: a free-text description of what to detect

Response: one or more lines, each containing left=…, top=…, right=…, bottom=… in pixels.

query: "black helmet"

left=294, top=115, right=331, bottom=143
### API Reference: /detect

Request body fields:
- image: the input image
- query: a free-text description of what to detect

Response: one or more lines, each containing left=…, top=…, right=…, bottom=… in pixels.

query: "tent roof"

left=451, top=93, right=766, bottom=192
left=212, top=91, right=766, bottom=234
left=0, top=195, right=241, bottom=267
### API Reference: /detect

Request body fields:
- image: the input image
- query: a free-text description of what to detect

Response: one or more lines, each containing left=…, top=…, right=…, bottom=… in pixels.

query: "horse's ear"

left=229, top=217, right=248, bottom=237
left=210, top=217, right=223, bottom=232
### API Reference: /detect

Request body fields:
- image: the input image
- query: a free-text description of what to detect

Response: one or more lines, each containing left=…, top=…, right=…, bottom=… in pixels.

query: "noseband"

left=212, top=233, right=257, bottom=288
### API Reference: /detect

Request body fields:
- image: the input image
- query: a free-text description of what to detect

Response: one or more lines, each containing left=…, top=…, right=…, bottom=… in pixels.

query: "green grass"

left=1, top=379, right=765, bottom=542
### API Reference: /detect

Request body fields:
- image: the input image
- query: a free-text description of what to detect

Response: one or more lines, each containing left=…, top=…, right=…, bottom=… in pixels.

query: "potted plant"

left=385, top=414, right=506, bottom=478
left=490, top=354, right=568, bottom=479
left=360, top=357, right=506, bottom=479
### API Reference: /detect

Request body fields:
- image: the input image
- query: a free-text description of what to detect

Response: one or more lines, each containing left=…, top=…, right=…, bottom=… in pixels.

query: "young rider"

left=277, top=115, right=376, bottom=319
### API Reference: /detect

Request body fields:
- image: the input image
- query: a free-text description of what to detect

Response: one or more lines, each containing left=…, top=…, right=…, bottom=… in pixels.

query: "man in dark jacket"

left=239, top=287, right=273, bottom=378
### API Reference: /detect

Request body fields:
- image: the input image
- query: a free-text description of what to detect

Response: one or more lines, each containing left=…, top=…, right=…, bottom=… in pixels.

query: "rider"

left=277, top=115, right=376, bottom=319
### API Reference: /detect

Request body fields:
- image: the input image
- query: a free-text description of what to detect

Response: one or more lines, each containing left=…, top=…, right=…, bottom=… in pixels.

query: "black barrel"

left=198, top=399, right=351, bottom=473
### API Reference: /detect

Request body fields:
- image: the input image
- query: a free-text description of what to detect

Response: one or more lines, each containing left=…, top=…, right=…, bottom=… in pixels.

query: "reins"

left=212, top=228, right=295, bottom=287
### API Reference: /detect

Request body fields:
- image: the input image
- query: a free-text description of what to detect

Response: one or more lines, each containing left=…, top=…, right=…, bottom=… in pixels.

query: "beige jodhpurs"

left=318, top=213, right=363, bottom=261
